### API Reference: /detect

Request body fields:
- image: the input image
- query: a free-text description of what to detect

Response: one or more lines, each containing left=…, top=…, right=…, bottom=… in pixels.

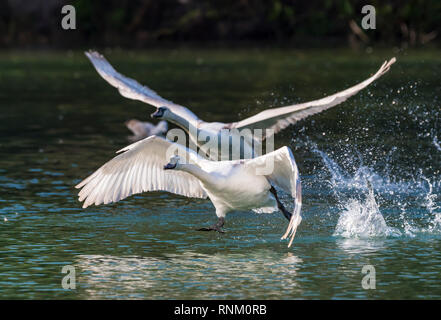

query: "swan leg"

left=270, top=186, right=292, bottom=221
left=197, top=217, right=225, bottom=233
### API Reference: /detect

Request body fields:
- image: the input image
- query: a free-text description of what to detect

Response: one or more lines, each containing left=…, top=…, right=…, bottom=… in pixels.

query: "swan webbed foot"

left=197, top=217, right=225, bottom=233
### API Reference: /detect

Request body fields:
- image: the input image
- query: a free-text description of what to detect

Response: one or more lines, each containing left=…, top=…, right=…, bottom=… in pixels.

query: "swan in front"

left=75, top=135, right=302, bottom=247
left=85, top=51, right=396, bottom=159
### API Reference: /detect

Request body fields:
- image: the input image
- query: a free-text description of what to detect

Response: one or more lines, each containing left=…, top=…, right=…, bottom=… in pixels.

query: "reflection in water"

left=336, top=238, right=386, bottom=255
left=76, top=255, right=158, bottom=299
left=76, top=251, right=303, bottom=299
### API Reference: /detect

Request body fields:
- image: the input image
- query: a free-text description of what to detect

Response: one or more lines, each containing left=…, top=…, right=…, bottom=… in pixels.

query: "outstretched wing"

left=230, top=58, right=396, bottom=139
left=75, top=136, right=207, bottom=208
left=245, top=146, right=302, bottom=247
left=85, top=50, right=200, bottom=122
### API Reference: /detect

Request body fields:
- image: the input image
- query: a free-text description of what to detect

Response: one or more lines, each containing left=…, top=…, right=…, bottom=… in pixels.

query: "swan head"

left=151, top=106, right=170, bottom=120
left=164, top=155, right=180, bottom=170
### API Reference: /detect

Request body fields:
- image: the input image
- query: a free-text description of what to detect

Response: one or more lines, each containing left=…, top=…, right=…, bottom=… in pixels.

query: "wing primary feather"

left=76, top=136, right=207, bottom=208
left=231, top=58, right=396, bottom=139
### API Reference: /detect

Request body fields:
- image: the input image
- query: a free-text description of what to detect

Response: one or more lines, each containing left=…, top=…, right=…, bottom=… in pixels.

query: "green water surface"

left=0, top=48, right=440, bottom=299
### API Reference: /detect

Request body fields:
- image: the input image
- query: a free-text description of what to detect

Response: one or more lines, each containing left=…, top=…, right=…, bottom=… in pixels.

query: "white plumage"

left=85, top=50, right=396, bottom=157
left=76, top=136, right=207, bottom=208
left=76, top=135, right=302, bottom=247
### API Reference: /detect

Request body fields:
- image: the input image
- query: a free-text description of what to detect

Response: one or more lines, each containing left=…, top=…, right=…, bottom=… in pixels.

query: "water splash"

left=310, top=144, right=441, bottom=238
left=313, top=147, right=384, bottom=192
left=433, top=135, right=441, bottom=152
left=333, top=183, right=401, bottom=238
left=422, top=177, right=441, bottom=233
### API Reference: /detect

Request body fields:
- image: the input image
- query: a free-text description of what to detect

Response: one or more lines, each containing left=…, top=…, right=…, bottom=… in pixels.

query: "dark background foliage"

left=1, top=0, right=440, bottom=48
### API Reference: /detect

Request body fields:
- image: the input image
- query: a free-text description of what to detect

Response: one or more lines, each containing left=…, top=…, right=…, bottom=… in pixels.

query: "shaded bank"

left=1, top=0, right=441, bottom=48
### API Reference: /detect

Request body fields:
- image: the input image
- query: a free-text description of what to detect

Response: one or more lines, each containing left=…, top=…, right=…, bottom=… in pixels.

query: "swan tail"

left=281, top=177, right=302, bottom=247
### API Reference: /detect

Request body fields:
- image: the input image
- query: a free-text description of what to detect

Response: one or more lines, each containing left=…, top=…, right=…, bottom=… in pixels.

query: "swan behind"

left=125, top=119, right=168, bottom=142
left=85, top=50, right=396, bottom=159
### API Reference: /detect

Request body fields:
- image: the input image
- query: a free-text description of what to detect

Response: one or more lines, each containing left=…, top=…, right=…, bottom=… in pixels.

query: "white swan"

left=125, top=119, right=168, bottom=142
left=75, top=135, right=302, bottom=247
left=85, top=51, right=396, bottom=159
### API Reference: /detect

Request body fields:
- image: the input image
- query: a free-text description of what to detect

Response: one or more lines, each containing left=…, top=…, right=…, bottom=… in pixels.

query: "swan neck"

left=167, top=112, right=197, bottom=134
left=178, top=163, right=212, bottom=184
